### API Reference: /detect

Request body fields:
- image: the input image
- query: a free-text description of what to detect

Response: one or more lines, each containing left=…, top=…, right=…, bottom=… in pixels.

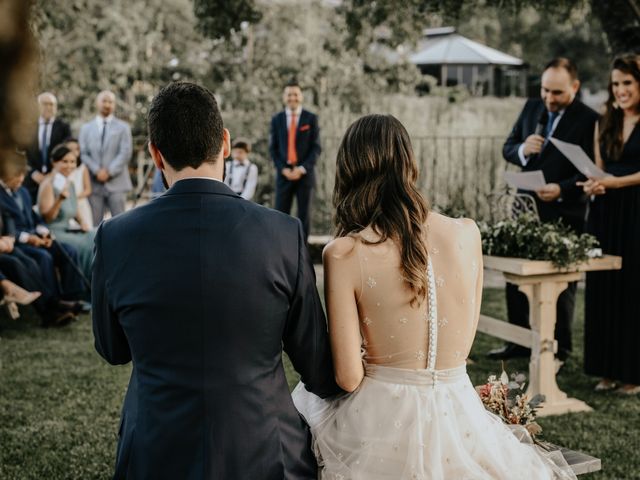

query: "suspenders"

left=226, top=161, right=252, bottom=194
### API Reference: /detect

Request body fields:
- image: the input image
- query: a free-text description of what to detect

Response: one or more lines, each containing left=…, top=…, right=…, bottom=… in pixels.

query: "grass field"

left=1, top=288, right=638, bottom=479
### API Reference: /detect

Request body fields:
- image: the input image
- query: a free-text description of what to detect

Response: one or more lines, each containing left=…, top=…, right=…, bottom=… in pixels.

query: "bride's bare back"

left=324, top=212, right=483, bottom=390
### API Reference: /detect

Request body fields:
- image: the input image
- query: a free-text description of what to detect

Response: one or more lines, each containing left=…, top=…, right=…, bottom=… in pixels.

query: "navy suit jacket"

left=269, top=109, right=321, bottom=177
left=503, top=98, right=598, bottom=232
left=92, top=178, right=340, bottom=480
left=0, top=186, right=41, bottom=238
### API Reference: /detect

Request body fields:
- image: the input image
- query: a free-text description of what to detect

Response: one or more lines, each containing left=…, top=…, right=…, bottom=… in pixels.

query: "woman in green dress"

left=38, top=144, right=95, bottom=284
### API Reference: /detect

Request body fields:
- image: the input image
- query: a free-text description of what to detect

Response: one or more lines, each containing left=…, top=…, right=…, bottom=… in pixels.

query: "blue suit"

left=0, top=186, right=84, bottom=298
left=92, top=178, right=340, bottom=479
left=269, top=109, right=321, bottom=240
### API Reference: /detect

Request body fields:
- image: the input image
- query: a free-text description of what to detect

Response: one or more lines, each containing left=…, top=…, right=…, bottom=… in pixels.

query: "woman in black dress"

left=580, top=55, right=640, bottom=395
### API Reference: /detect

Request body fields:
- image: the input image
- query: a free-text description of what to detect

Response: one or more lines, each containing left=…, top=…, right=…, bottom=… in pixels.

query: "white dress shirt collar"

left=174, top=176, right=222, bottom=184
left=96, top=114, right=114, bottom=125
left=0, top=179, right=11, bottom=196
left=39, top=116, right=56, bottom=125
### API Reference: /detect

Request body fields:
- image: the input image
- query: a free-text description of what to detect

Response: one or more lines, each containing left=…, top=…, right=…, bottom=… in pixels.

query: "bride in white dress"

left=292, top=114, right=576, bottom=479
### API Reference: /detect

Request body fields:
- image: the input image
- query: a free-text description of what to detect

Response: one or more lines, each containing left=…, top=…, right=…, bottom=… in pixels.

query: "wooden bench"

left=546, top=443, right=602, bottom=476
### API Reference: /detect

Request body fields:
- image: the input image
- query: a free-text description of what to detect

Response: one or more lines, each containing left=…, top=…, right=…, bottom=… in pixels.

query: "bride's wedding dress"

left=292, top=216, right=577, bottom=479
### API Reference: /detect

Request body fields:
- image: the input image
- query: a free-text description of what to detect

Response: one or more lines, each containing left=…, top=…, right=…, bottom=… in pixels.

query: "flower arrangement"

left=478, top=213, right=600, bottom=269
left=476, top=369, right=545, bottom=438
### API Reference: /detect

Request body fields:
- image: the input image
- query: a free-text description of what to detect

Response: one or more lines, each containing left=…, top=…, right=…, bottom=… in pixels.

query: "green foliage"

left=338, top=0, right=638, bottom=85
left=32, top=0, right=214, bottom=134
left=478, top=214, right=599, bottom=268
left=454, top=3, right=610, bottom=90
left=193, top=0, right=261, bottom=39
left=338, top=0, right=582, bottom=50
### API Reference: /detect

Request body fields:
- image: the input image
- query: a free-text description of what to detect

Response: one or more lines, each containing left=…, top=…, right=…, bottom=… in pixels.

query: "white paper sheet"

left=504, top=170, right=547, bottom=190
left=549, top=137, right=609, bottom=179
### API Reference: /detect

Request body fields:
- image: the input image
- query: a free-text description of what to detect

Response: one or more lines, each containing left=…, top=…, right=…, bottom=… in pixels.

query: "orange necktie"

left=287, top=112, right=298, bottom=166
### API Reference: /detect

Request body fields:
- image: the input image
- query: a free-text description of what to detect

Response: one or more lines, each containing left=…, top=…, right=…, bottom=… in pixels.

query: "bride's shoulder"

left=323, top=235, right=359, bottom=263
left=427, top=212, right=480, bottom=244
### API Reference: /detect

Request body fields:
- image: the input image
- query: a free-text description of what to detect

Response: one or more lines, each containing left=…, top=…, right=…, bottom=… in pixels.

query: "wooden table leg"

left=508, top=273, right=592, bottom=416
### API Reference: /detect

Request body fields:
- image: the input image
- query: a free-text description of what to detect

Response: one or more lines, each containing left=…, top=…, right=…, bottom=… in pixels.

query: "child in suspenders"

left=224, top=138, right=259, bottom=201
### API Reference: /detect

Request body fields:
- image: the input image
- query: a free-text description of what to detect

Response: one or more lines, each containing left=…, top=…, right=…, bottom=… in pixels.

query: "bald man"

left=25, top=92, right=72, bottom=203
left=78, top=90, right=133, bottom=223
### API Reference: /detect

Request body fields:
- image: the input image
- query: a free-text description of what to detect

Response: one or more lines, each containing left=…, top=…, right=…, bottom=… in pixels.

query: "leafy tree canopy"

left=193, top=0, right=261, bottom=39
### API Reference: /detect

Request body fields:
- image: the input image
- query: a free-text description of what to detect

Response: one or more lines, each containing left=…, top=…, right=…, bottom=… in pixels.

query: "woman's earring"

left=612, top=101, right=619, bottom=109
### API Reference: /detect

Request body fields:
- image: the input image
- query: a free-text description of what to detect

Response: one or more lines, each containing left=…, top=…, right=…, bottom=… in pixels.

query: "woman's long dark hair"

left=600, top=55, right=640, bottom=161
left=333, top=114, right=429, bottom=307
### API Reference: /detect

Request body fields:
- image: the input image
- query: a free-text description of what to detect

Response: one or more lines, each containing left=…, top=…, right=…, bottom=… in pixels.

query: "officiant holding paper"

left=488, top=58, right=599, bottom=364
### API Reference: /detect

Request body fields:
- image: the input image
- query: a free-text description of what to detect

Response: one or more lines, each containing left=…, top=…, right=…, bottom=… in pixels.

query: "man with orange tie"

left=269, top=80, right=321, bottom=241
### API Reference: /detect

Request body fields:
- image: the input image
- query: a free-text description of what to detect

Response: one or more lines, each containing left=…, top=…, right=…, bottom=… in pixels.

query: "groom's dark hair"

left=148, top=82, right=223, bottom=171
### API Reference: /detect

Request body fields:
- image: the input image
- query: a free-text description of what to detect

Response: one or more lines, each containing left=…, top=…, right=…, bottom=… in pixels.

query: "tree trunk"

left=591, top=0, right=640, bottom=55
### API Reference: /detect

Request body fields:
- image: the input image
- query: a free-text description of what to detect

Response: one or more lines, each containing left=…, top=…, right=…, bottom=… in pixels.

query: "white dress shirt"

left=285, top=106, right=306, bottom=174
left=95, top=114, right=115, bottom=137
left=518, top=109, right=565, bottom=166
left=38, top=116, right=55, bottom=151
left=224, top=159, right=258, bottom=201
left=286, top=106, right=303, bottom=129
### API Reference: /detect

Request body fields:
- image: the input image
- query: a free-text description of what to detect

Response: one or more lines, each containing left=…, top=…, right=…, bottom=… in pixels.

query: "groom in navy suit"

left=92, top=82, right=340, bottom=479
left=269, top=81, right=321, bottom=241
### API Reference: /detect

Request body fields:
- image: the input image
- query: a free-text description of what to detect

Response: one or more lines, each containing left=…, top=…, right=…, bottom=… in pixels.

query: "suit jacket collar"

left=0, top=188, right=29, bottom=226
left=279, top=109, right=309, bottom=132
left=163, top=177, right=240, bottom=198
left=551, top=99, right=581, bottom=140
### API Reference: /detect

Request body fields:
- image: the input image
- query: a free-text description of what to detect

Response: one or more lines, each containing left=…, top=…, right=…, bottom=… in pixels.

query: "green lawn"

left=1, top=288, right=638, bottom=479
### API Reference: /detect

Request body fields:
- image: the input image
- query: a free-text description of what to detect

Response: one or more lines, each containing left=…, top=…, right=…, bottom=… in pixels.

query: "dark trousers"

left=506, top=281, right=576, bottom=359
left=0, top=250, right=55, bottom=315
left=275, top=174, right=313, bottom=241
left=18, top=242, right=84, bottom=300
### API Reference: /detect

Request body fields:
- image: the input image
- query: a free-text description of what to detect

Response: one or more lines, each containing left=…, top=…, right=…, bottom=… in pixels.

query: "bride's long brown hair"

left=333, top=114, right=430, bottom=306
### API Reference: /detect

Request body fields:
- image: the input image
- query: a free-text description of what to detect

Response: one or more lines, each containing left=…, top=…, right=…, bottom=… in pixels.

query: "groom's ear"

left=148, top=142, right=165, bottom=170
left=221, top=128, right=231, bottom=160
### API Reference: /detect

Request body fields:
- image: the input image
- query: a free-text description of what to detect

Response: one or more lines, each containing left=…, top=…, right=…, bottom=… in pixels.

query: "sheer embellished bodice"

left=293, top=213, right=574, bottom=479
left=351, top=214, right=483, bottom=371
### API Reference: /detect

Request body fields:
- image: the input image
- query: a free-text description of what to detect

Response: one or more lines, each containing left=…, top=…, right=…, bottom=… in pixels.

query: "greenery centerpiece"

left=478, top=213, right=599, bottom=269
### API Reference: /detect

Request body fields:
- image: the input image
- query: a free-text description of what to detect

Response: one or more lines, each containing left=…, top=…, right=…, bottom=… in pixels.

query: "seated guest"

left=0, top=156, right=85, bottom=300
left=0, top=207, right=75, bottom=326
left=37, top=145, right=95, bottom=283
left=64, top=138, right=94, bottom=229
left=224, top=138, right=259, bottom=201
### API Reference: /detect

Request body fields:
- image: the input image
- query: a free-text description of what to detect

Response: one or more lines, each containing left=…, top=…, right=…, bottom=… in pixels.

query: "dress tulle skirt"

left=292, top=364, right=576, bottom=480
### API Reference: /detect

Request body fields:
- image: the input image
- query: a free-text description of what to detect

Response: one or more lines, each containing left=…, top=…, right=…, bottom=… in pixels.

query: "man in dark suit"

left=24, top=92, right=72, bottom=203
left=269, top=81, right=321, bottom=241
left=92, top=82, right=340, bottom=480
left=0, top=160, right=85, bottom=301
left=488, top=58, right=599, bottom=366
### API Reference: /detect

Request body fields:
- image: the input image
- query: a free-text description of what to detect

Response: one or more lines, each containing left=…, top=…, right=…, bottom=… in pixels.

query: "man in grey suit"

left=79, top=90, right=132, bottom=223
